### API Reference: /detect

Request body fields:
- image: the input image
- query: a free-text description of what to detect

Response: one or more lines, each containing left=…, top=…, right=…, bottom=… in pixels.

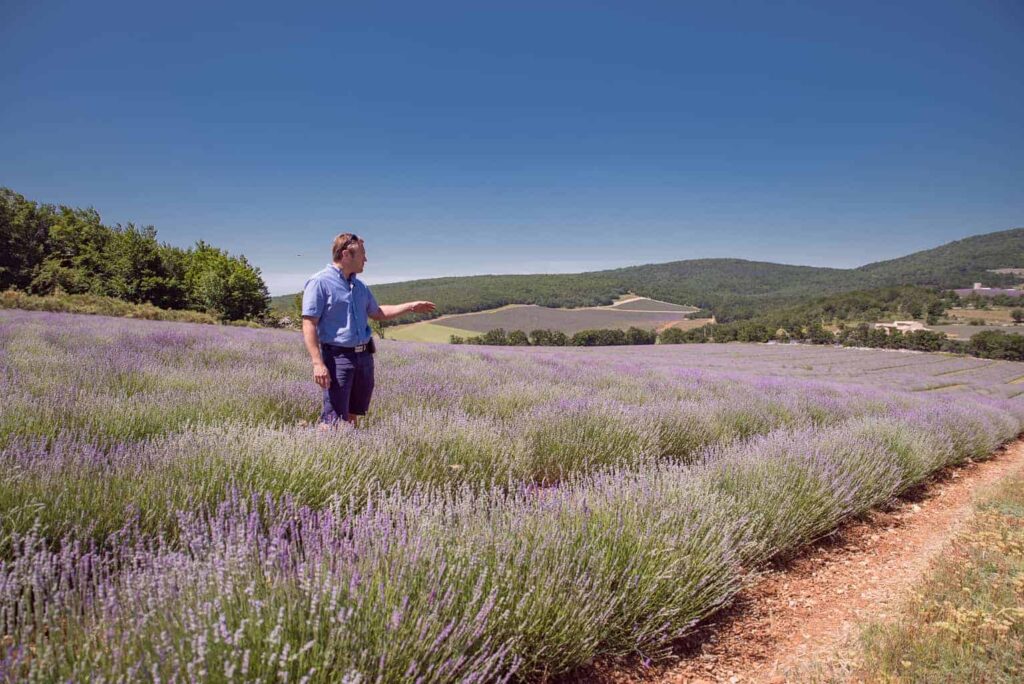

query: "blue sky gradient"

left=2, top=1, right=1022, bottom=294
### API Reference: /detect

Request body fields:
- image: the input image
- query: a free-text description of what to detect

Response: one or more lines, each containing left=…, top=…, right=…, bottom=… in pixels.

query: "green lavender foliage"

left=1, top=310, right=1024, bottom=681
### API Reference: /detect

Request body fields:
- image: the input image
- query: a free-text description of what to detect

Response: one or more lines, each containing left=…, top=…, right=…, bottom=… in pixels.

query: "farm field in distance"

left=867, top=304, right=1024, bottom=339
left=602, top=297, right=697, bottom=312
left=384, top=320, right=479, bottom=343
left=930, top=323, right=1024, bottom=339
left=2, top=309, right=1024, bottom=681
left=946, top=305, right=1024, bottom=325
left=390, top=296, right=697, bottom=341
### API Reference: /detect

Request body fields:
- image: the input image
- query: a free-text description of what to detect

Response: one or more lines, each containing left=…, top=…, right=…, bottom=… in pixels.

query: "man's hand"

left=371, top=301, right=437, bottom=321
left=313, top=361, right=331, bottom=389
left=409, top=301, right=436, bottom=314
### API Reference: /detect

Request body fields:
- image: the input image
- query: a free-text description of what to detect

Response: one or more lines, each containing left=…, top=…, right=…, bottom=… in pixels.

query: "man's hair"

left=332, top=233, right=362, bottom=262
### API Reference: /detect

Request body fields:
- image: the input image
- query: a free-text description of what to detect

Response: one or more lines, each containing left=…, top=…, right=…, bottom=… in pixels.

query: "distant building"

left=954, top=283, right=1024, bottom=298
left=873, top=320, right=927, bottom=334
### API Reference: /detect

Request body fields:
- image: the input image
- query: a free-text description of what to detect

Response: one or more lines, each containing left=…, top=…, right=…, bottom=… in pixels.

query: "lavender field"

left=2, top=310, right=1023, bottom=682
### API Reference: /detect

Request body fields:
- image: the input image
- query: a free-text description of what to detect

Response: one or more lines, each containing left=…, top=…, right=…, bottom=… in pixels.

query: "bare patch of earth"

left=436, top=304, right=689, bottom=334
left=656, top=319, right=712, bottom=334
left=607, top=298, right=698, bottom=313
left=573, top=439, right=1024, bottom=684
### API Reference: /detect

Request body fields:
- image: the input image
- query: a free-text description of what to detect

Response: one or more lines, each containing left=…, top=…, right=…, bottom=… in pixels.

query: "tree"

left=31, top=205, right=110, bottom=295
left=103, top=224, right=186, bottom=308
left=508, top=330, right=530, bottom=346
left=1012, top=309, right=1024, bottom=325
left=572, top=329, right=626, bottom=346
left=532, top=329, right=569, bottom=346
left=223, top=254, right=271, bottom=320
left=0, top=189, right=49, bottom=291
left=625, top=326, right=657, bottom=345
left=903, top=330, right=945, bottom=352
left=806, top=322, right=835, bottom=345
left=926, top=300, right=946, bottom=325
left=184, top=242, right=270, bottom=320
left=529, top=329, right=554, bottom=346
left=479, top=328, right=509, bottom=345
left=0, top=187, right=272, bottom=319
left=736, top=323, right=770, bottom=343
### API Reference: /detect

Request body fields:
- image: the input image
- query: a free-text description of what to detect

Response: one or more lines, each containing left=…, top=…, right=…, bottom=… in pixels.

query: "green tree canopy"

left=0, top=187, right=269, bottom=321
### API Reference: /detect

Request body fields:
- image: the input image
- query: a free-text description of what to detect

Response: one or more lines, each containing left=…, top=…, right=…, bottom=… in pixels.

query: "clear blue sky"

left=2, top=1, right=1022, bottom=295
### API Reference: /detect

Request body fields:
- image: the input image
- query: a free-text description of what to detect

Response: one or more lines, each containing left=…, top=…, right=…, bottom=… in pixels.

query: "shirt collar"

left=328, top=264, right=357, bottom=284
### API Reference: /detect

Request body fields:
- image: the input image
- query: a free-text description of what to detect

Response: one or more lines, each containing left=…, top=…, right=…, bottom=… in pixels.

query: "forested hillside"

left=659, top=285, right=953, bottom=344
left=364, top=259, right=861, bottom=320
left=854, top=227, right=1024, bottom=287
left=273, top=260, right=847, bottom=322
left=12, top=181, right=1016, bottom=326
left=342, top=228, right=1024, bottom=322
left=0, top=188, right=269, bottom=321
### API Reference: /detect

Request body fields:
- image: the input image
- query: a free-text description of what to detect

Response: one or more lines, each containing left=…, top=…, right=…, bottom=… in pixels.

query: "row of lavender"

left=3, top=411, right=1017, bottom=681
left=4, top=311, right=1023, bottom=449
left=1, top=311, right=1023, bottom=681
left=4, top=312, right=1018, bottom=548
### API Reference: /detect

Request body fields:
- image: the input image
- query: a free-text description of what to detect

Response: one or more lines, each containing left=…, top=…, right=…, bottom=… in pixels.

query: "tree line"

left=0, top=188, right=269, bottom=321
left=449, top=327, right=658, bottom=346
left=455, top=322, right=1024, bottom=362
left=451, top=284, right=1024, bottom=362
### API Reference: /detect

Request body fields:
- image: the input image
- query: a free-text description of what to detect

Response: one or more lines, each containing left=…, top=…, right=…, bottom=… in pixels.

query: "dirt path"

left=600, top=438, right=1024, bottom=684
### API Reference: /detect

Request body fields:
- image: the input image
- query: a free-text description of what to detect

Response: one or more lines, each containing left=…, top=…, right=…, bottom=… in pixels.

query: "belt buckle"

left=354, top=344, right=366, bottom=353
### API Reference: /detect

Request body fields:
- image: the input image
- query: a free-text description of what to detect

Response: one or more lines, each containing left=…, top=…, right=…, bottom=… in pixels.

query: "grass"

left=384, top=321, right=479, bottom=342
left=851, top=472, right=1024, bottom=683
left=658, top=318, right=711, bottom=333
left=947, top=306, right=1022, bottom=325
left=1, top=289, right=221, bottom=324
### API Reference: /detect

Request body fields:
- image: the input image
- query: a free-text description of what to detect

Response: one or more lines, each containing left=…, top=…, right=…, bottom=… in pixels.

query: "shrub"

left=624, top=326, right=657, bottom=345
left=0, top=289, right=220, bottom=324
left=659, top=326, right=709, bottom=344
left=529, top=329, right=568, bottom=346
left=572, top=329, right=627, bottom=346
left=508, top=330, right=530, bottom=346
left=479, top=328, right=509, bottom=345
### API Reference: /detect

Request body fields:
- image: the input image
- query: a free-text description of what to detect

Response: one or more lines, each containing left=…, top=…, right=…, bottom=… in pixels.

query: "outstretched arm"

left=369, top=301, right=436, bottom=321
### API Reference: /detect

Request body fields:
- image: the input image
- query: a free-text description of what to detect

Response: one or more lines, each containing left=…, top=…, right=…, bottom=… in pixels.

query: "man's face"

left=344, top=241, right=367, bottom=274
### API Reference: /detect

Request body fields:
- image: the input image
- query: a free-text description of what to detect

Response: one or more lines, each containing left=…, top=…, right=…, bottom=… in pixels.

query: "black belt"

left=322, top=342, right=369, bottom=353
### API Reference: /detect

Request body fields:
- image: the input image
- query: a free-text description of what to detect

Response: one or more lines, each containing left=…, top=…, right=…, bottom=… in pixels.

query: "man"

left=302, top=232, right=435, bottom=427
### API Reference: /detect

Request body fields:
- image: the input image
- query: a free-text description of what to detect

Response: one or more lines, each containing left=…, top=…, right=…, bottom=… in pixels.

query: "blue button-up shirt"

left=301, top=265, right=381, bottom=346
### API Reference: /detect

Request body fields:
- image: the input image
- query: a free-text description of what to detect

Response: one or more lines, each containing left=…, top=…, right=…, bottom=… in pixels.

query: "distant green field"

left=386, top=322, right=478, bottom=343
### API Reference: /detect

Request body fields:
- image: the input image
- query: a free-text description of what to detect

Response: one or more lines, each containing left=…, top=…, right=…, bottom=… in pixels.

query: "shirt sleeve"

left=366, top=285, right=382, bottom=317
left=301, top=277, right=325, bottom=318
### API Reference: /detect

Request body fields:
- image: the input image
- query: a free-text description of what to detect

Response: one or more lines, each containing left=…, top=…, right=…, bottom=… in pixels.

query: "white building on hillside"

left=873, top=320, right=928, bottom=334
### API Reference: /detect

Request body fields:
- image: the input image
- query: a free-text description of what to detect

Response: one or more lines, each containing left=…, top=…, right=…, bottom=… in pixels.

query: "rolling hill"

left=273, top=227, right=1024, bottom=322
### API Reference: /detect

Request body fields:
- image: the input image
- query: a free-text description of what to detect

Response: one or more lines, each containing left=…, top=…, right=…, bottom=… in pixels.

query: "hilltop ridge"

left=276, top=227, right=1024, bottom=322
